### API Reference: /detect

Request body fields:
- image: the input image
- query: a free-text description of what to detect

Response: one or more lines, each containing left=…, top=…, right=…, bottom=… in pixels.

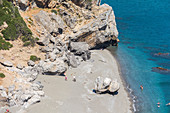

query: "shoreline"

left=7, top=49, right=132, bottom=113
left=107, top=48, right=135, bottom=113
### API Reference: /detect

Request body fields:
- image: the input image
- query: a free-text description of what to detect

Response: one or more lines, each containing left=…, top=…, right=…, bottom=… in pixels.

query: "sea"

left=102, top=0, right=170, bottom=113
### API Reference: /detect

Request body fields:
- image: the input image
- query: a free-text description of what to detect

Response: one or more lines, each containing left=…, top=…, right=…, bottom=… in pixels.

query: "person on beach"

left=140, top=85, right=143, bottom=91
left=64, top=73, right=67, bottom=81
left=73, top=76, right=76, bottom=82
left=65, top=75, right=67, bottom=81
left=5, top=109, right=10, bottom=113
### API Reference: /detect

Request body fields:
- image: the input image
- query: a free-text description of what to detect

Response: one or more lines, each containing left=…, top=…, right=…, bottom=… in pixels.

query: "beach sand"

left=11, top=49, right=132, bottom=113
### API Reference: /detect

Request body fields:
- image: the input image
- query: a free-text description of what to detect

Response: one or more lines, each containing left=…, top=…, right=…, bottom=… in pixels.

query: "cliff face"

left=17, top=0, right=118, bottom=49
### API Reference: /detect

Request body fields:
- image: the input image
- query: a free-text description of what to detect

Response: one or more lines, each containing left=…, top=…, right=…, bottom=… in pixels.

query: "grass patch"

left=0, top=0, right=35, bottom=47
left=30, top=55, right=41, bottom=62
left=0, top=73, right=5, bottom=78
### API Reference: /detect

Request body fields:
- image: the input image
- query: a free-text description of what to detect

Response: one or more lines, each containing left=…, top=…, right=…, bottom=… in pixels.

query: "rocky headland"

left=0, top=0, right=131, bottom=112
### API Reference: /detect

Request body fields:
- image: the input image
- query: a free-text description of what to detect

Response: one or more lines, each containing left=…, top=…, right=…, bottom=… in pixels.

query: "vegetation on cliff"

left=0, top=0, right=35, bottom=49
left=0, top=73, right=5, bottom=78
left=0, top=35, right=13, bottom=50
left=30, top=55, right=41, bottom=62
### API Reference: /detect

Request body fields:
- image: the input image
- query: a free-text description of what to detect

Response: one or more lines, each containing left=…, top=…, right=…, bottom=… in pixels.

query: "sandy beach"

left=9, top=49, right=131, bottom=113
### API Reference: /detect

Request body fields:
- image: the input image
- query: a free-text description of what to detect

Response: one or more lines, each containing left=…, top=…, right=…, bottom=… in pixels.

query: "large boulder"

left=66, top=52, right=79, bottom=68
left=23, top=66, right=39, bottom=82
left=43, top=59, right=67, bottom=75
left=109, top=79, right=120, bottom=93
left=23, top=95, right=41, bottom=108
left=70, top=42, right=91, bottom=61
left=94, top=76, right=120, bottom=93
left=94, top=76, right=104, bottom=91
left=70, top=42, right=89, bottom=55
left=1, top=61, right=13, bottom=67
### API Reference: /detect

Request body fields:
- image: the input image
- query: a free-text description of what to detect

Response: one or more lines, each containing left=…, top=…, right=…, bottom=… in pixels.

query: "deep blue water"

left=102, top=0, right=170, bottom=113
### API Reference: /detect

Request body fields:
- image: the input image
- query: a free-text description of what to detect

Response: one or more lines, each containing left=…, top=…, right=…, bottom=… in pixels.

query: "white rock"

left=24, top=95, right=41, bottom=108
left=103, top=77, right=112, bottom=88
left=1, top=61, right=13, bottom=67
left=109, top=79, right=120, bottom=93
left=21, top=94, right=32, bottom=101
left=1, top=91, right=8, bottom=98
left=27, top=60, right=35, bottom=67
left=0, top=85, right=4, bottom=90
left=34, top=91, right=45, bottom=96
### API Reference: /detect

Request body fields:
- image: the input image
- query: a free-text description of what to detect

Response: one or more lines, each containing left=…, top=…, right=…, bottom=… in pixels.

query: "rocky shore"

left=0, top=0, right=130, bottom=112
left=1, top=50, right=132, bottom=113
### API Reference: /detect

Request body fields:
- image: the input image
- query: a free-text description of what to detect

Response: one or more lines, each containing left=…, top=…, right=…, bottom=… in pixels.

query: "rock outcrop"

left=94, top=76, right=120, bottom=93
left=0, top=79, right=44, bottom=108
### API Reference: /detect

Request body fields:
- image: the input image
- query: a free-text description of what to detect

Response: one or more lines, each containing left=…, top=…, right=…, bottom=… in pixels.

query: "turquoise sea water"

left=102, top=0, right=170, bottom=113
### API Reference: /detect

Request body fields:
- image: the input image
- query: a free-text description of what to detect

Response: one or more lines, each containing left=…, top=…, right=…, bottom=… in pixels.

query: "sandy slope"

left=11, top=49, right=131, bottom=113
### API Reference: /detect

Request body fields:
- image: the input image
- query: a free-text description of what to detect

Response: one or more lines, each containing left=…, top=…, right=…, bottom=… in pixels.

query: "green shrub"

left=30, top=55, right=41, bottom=62
left=56, top=5, right=61, bottom=9
left=0, top=0, right=35, bottom=47
left=0, top=73, right=5, bottom=78
left=51, top=9, right=57, bottom=15
left=0, top=36, right=13, bottom=50
left=35, top=37, right=39, bottom=41
left=23, top=41, right=31, bottom=46
left=87, top=0, right=92, bottom=2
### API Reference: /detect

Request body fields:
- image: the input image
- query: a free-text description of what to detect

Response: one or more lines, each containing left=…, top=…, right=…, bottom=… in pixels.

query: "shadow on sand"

left=93, top=89, right=118, bottom=96
left=43, top=72, right=65, bottom=76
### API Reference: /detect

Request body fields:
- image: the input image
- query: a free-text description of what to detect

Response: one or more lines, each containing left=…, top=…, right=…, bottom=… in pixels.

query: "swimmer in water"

left=157, top=102, right=160, bottom=108
left=166, top=103, right=170, bottom=106
left=140, top=85, right=143, bottom=91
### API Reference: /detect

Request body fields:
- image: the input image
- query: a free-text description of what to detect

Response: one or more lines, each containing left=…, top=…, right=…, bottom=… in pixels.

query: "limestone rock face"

left=70, top=42, right=89, bottom=55
left=34, top=11, right=54, bottom=34
left=71, top=4, right=118, bottom=49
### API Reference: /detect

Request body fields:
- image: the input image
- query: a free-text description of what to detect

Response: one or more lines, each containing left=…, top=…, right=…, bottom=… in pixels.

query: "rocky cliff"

left=0, top=0, right=119, bottom=109
left=16, top=0, right=119, bottom=48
